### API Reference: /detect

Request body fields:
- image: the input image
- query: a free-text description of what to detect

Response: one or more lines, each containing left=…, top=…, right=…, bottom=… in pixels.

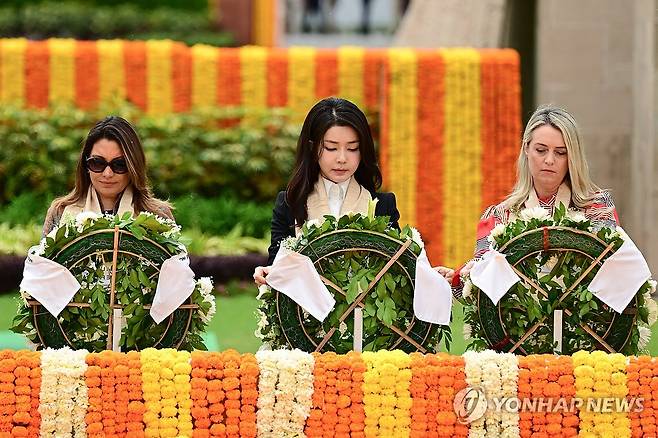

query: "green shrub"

left=173, top=195, right=272, bottom=238
left=0, top=193, right=50, bottom=227
left=0, top=223, right=269, bottom=256
left=0, top=2, right=231, bottom=45
left=0, top=104, right=298, bottom=205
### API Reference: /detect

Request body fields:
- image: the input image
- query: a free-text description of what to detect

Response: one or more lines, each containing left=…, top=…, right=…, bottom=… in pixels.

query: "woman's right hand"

left=460, top=260, right=476, bottom=278
left=253, top=265, right=271, bottom=286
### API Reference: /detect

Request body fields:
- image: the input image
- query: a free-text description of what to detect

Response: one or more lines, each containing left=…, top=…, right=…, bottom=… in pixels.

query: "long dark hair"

left=286, top=97, right=382, bottom=225
left=49, top=116, right=172, bottom=218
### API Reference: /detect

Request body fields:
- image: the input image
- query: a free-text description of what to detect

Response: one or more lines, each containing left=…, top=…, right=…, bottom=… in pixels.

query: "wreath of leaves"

left=463, top=204, right=654, bottom=355
left=11, top=211, right=215, bottom=351
left=256, top=213, right=452, bottom=353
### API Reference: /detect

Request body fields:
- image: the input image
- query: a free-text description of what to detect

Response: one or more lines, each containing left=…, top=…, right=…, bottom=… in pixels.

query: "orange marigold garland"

left=11, top=351, right=41, bottom=437
left=0, top=351, right=17, bottom=435
left=305, top=352, right=365, bottom=438
left=85, top=353, right=103, bottom=436
left=125, top=351, right=145, bottom=437
left=74, top=40, right=99, bottom=110
left=191, top=351, right=212, bottom=438
left=627, top=356, right=655, bottom=438
left=238, top=353, right=259, bottom=438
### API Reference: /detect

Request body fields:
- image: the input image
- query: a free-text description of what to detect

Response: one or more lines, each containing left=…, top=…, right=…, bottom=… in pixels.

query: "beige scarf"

left=62, top=185, right=136, bottom=218
left=509, top=182, right=572, bottom=222
left=299, top=177, right=372, bottom=234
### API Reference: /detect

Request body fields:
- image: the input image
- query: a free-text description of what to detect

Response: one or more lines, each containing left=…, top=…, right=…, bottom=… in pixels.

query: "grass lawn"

left=0, top=290, right=656, bottom=355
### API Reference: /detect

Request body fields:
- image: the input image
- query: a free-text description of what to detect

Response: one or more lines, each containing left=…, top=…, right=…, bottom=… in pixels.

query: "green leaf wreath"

left=462, top=204, right=657, bottom=355
left=12, top=211, right=216, bottom=351
left=256, top=211, right=452, bottom=354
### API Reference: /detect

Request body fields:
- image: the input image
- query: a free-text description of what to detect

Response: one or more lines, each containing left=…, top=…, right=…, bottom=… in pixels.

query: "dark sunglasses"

left=85, top=156, right=129, bottom=174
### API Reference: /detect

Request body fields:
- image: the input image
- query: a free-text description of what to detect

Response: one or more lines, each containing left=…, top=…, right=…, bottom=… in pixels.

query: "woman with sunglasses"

left=42, top=116, right=173, bottom=234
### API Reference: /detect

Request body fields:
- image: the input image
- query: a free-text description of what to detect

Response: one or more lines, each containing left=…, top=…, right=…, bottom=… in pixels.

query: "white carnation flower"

left=614, top=226, right=629, bottom=241
left=462, top=278, right=473, bottom=299
left=463, top=323, right=472, bottom=340
left=60, top=212, right=76, bottom=227
left=305, top=219, right=321, bottom=229
left=650, top=279, right=657, bottom=295
left=411, top=227, right=425, bottom=249
left=338, top=321, right=348, bottom=335
left=257, top=284, right=271, bottom=299
left=644, top=290, right=658, bottom=326
left=519, top=206, right=550, bottom=222
left=201, top=299, right=216, bottom=324
left=638, top=326, right=652, bottom=350
left=566, top=209, right=588, bottom=223
left=487, top=223, right=506, bottom=244
left=74, top=211, right=101, bottom=231
left=197, top=277, right=214, bottom=296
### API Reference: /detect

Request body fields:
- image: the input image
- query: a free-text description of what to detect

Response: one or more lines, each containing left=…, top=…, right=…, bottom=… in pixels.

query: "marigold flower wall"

left=2, top=349, right=656, bottom=437
left=0, top=39, right=520, bottom=266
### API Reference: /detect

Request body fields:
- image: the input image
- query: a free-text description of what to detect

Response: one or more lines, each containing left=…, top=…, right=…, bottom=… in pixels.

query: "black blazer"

left=267, top=190, right=401, bottom=265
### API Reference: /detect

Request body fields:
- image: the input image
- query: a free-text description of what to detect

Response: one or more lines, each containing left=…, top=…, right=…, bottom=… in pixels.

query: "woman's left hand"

left=433, top=266, right=454, bottom=282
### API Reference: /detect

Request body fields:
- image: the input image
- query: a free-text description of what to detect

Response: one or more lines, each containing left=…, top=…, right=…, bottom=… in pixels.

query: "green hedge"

left=0, top=192, right=274, bottom=239
left=0, top=223, right=269, bottom=257
left=0, top=0, right=207, bottom=12
left=0, top=105, right=298, bottom=206
left=0, top=2, right=232, bottom=46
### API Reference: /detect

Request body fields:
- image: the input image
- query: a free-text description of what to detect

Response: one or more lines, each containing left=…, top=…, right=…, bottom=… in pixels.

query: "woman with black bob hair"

left=253, top=97, right=400, bottom=285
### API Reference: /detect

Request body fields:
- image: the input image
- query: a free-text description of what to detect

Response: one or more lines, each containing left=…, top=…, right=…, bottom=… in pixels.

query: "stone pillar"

left=535, top=0, right=656, bottom=272
left=394, top=0, right=507, bottom=47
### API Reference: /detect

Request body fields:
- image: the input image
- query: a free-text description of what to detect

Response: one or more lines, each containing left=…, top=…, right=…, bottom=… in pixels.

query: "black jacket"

left=267, top=190, right=401, bottom=265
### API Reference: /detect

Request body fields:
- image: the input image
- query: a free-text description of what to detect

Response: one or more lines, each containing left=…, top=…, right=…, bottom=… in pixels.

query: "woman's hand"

left=460, top=260, right=476, bottom=278
left=433, top=266, right=454, bottom=282
left=253, top=266, right=271, bottom=286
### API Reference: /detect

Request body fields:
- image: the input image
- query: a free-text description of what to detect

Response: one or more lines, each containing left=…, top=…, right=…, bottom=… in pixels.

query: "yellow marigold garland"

left=338, top=46, right=365, bottom=107
left=362, top=350, right=413, bottom=437
left=386, top=48, right=418, bottom=226
left=0, top=38, right=27, bottom=105
left=441, top=48, right=482, bottom=267
left=287, top=47, right=316, bottom=123
left=146, top=39, right=173, bottom=115
left=96, top=39, right=125, bottom=105
left=573, top=351, right=631, bottom=438
left=47, top=38, right=76, bottom=105
left=191, top=44, right=219, bottom=109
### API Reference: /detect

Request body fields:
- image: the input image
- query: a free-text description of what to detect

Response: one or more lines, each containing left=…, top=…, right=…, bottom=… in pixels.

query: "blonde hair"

left=503, top=104, right=601, bottom=210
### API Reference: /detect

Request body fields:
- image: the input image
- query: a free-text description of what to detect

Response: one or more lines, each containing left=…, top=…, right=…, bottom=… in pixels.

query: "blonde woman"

left=442, top=104, right=618, bottom=296
left=43, top=116, right=173, bottom=234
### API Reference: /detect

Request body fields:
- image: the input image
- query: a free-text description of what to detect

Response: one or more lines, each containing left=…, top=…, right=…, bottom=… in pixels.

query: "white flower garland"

left=255, top=349, right=314, bottom=438
left=39, top=347, right=89, bottom=437
left=464, top=350, right=520, bottom=438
